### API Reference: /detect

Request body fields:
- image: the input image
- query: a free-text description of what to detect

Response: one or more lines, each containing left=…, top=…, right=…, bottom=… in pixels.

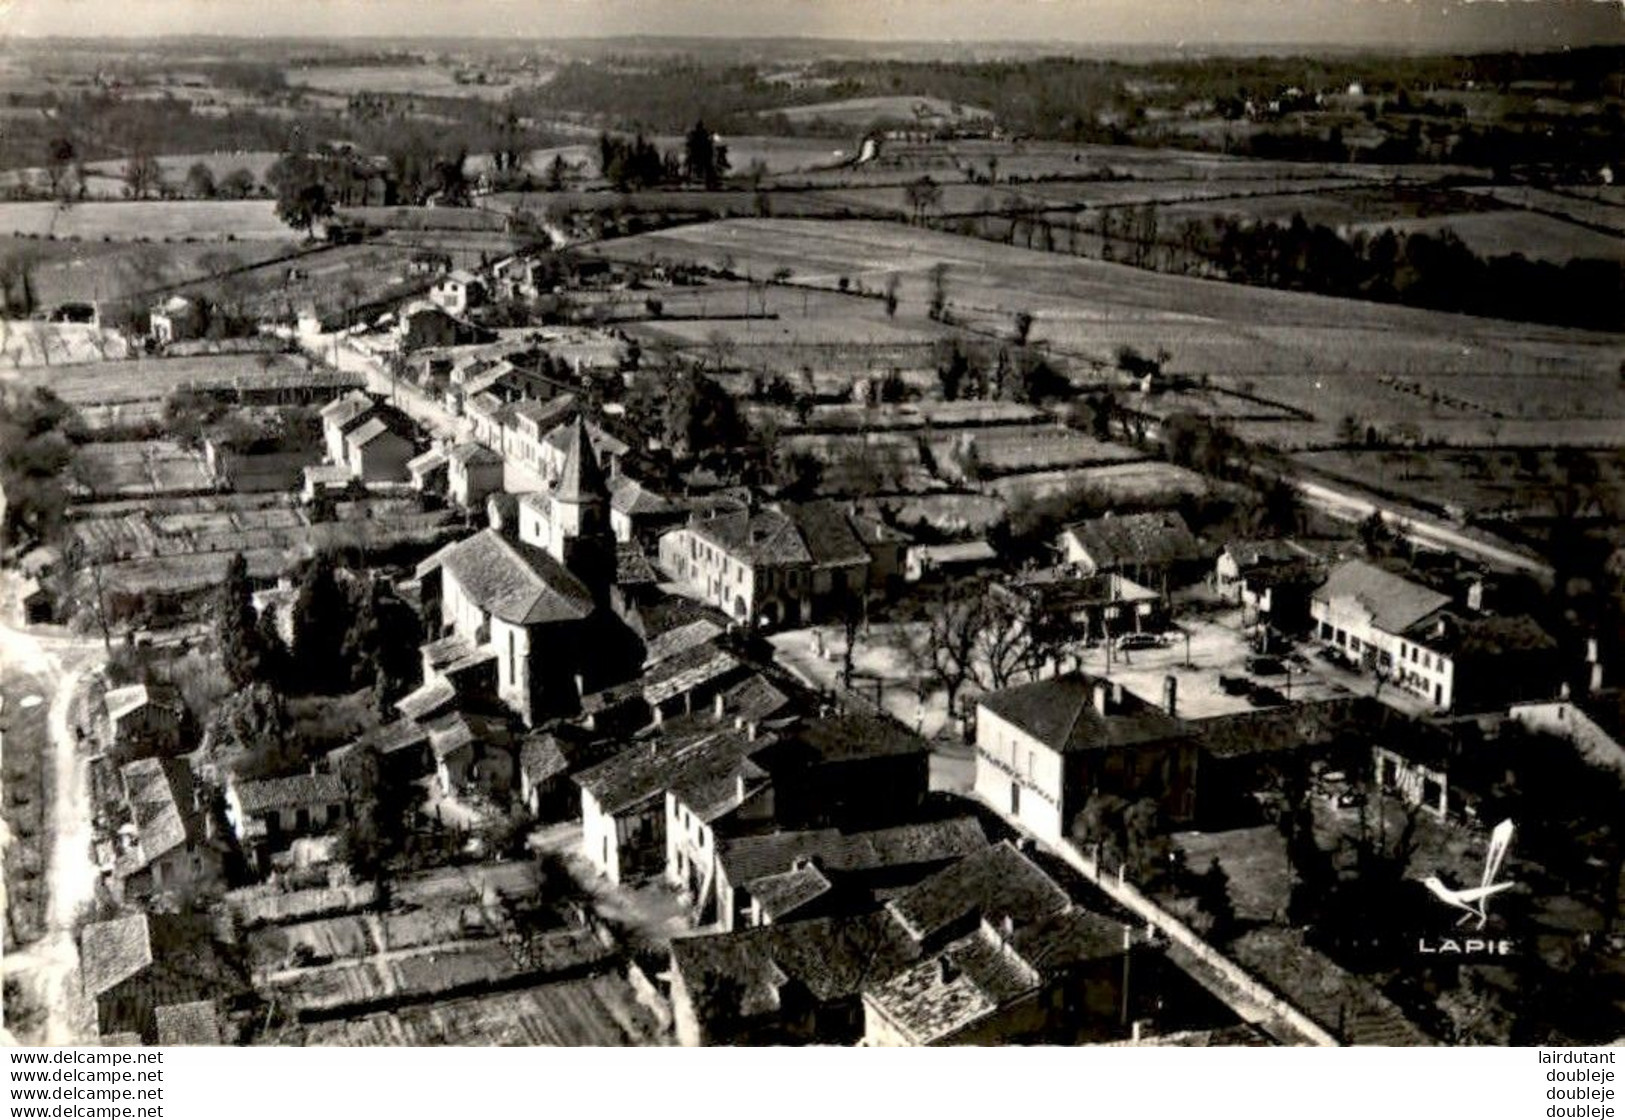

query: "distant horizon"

left=3, top=0, right=1622, bottom=52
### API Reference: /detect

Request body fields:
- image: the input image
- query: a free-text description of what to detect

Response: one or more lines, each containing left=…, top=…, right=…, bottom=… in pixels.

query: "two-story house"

left=973, top=673, right=1198, bottom=845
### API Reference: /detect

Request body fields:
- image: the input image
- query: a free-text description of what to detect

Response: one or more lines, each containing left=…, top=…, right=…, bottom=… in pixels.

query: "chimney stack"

left=1163, top=675, right=1178, bottom=718
left=714, top=693, right=727, bottom=720
left=746, top=720, right=760, bottom=742
left=1093, top=681, right=1110, bottom=716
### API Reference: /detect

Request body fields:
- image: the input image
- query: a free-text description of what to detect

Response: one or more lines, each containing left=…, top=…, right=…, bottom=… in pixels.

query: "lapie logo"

left=1417, top=819, right=1519, bottom=956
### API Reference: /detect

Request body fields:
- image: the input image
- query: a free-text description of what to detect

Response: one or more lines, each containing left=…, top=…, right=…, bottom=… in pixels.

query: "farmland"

left=592, top=218, right=1623, bottom=448
left=0, top=201, right=289, bottom=241
left=771, top=94, right=993, bottom=128
left=285, top=64, right=524, bottom=100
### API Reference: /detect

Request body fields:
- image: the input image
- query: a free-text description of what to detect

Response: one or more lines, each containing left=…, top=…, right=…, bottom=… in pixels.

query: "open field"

left=0, top=322, right=130, bottom=369
left=1293, top=446, right=1625, bottom=521
left=285, top=64, right=522, bottom=100
left=7, top=237, right=302, bottom=312
left=21, top=353, right=316, bottom=407
left=1348, top=210, right=1625, bottom=263
left=595, top=219, right=1622, bottom=448
left=772, top=95, right=992, bottom=128
left=988, top=460, right=1215, bottom=507
left=0, top=201, right=288, bottom=241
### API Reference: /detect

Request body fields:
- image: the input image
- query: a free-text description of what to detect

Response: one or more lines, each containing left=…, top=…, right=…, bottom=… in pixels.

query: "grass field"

left=1349, top=210, right=1625, bottom=263
left=773, top=95, right=992, bottom=128
left=0, top=200, right=288, bottom=240
left=285, top=64, right=520, bottom=100
left=0, top=151, right=279, bottom=200
left=7, top=237, right=301, bottom=311
left=594, top=218, right=1622, bottom=448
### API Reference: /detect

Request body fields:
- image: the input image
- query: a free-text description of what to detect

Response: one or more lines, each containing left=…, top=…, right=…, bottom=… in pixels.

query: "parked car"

left=1219, top=674, right=1251, bottom=696
left=1247, top=655, right=1286, bottom=676
left=1116, top=632, right=1167, bottom=652
left=1247, top=685, right=1287, bottom=707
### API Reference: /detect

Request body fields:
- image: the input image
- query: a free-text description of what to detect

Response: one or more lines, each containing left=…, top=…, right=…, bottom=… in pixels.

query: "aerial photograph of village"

left=0, top=0, right=1623, bottom=1050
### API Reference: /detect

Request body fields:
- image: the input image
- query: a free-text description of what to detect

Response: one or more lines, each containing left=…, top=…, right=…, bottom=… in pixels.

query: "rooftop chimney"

left=937, top=956, right=961, bottom=986
left=714, top=693, right=727, bottom=720
left=1093, top=681, right=1110, bottom=717
left=1163, top=675, right=1178, bottom=718
left=746, top=719, right=760, bottom=742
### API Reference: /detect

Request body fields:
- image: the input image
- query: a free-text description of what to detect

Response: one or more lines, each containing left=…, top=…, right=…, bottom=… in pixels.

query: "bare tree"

left=903, top=581, right=982, bottom=726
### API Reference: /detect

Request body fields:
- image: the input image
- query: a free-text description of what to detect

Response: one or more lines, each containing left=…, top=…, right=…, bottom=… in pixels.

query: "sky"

left=1, top=0, right=1621, bottom=49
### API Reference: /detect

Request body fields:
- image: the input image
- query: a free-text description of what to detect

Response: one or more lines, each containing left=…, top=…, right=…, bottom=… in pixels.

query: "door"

left=1011, top=782, right=1021, bottom=817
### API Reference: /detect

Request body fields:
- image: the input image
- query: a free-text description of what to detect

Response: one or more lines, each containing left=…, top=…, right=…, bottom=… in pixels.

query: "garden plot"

left=988, top=460, right=1214, bottom=508
left=72, top=440, right=212, bottom=498
left=293, top=975, right=668, bottom=1047
left=929, top=425, right=1143, bottom=481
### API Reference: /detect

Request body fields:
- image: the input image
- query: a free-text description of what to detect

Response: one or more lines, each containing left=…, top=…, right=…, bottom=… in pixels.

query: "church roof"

left=554, top=415, right=609, bottom=506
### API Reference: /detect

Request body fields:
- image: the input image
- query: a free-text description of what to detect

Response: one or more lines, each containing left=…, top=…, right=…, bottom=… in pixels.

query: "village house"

left=904, top=539, right=999, bottom=583
left=1058, top=511, right=1205, bottom=587
left=577, top=722, right=775, bottom=885
left=1215, top=539, right=1325, bottom=634
left=973, top=673, right=1199, bottom=846
left=430, top=269, right=487, bottom=317
left=992, top=569, right=1166, bottom=655
left=397, top=302, right=492, bottom=352
left=750, top=714, right=932, bottom=830
left=344, top=414, right=416, bottom=483
left=101, top=757, right=224, bottom=906
left=447, top=442, right=505, bottom=509
left=319, top=390, right=376, bottom=466
left=429, top=712, right=515, bottom=799
left=610, top=475, right=682, bottom=544
left=149, top=295, right=205, bottom=346
left=223, top=771, right=349, bottom=871
left=1308, top=559, right=1553, bottom=711
left=78, top=913, right=243, bottom=1043
left=102, top=682, right=187, bottom=759
left=501, top=396, right=578, bottom=474
left=657, top=501, right=874, bottom=628
left=703, top=817, right=988, bottom=932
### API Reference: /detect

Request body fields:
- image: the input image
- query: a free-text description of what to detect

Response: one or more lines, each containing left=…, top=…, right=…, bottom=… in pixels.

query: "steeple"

left=554, top=415, right=609, bottom=506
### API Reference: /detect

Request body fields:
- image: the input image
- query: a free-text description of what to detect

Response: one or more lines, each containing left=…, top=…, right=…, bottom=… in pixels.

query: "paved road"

left=1290, top=474, right=1554, bottom=581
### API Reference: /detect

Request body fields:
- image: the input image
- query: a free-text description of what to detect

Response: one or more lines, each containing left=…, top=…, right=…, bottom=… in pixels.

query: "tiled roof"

left=406, top=447, right=449, bottom=476
left=447, top=442, right=503, bottom=467
left=366, top=720, right=432, bottom=757
left=154, top=1000, right=222, bottom=1046
left=783, top=500, right=870, bottom=568
left=766, top=713, right=928, bottom=766
left=864, top=922, right=1041, bottom=1043
left=978, top=673, right=1186, bottom=754
left=428, top=713, right=476, bottom=760
left=520, top=734, right=570, bottom=783
left=1224, top=538, right=1319, bottom=571
left=1063, top=511, right=1202, bottom=570
left=105, top=682, right=181, bottom=722
left=718, top=675, right=793, bottom=724
left=509, top=394, right=576, bottom=431
left=644, top=619, right=725, bottom=667
left=347, top=416, right=410, bottom=449
left=1312, top=559, right=1451, bottom=636
left=80, top=914, right=153, bottom=996
left=1410, top=612, right=1556, bottom=659
left=670, top=909, right=920, bottom=1016
left=394, top=676, right=457, bottom=722
left=645, top=643, right=743, bottom=709
left=232, top=772, right=346, bottom=815
left=416, top=528, right=593, bottom=626
left=719, top=817, right=988, bottom=888
left=692, top=509, right=811, bottom=567
left=886, top=841, right=1071, bottom=945
left=747, top=865, right=832, bottom=922
left=575, top=727, right=769, bottom=816
left=319, top=390, right=373, bottom=426
left=1196, top=697, right=1376, bottom=761
left=610, top=475, right=676, bottom=517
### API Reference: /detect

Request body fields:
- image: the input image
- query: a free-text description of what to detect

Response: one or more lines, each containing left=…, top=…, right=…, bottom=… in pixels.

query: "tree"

left=904, top=175, right=943, bottom=225
left=216, top=553, right=264, bottom=689
left=927, top=262, right=950, bottom=321
left=1011, top=310, right=1035, bottom=346
left=123, top=152, right=162, bottom=200
left=0, top=385, right=77, bottom=548
left=683, top=120, right=729, bottom=189
left=201, top=683, right=292, bottom=778
left=45, top=135, right=77, bottom=203
left=903, top=581, right=982, bottom=728
left=219, top=168, right=257, bottom=199
left=185, top=161, right=217, bottom=199
left=289, top=553, right=353, bottom=694
left=268, top=154, right=334, bottom=237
